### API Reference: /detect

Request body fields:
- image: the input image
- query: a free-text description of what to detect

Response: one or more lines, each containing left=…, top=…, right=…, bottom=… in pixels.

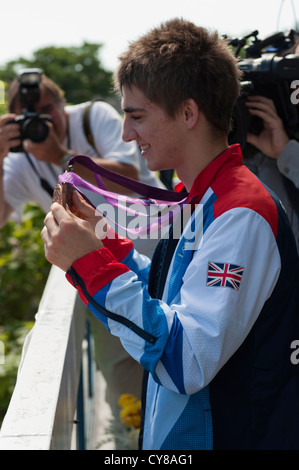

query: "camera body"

left=9, top=68, right=52, bottom=152
left=229, top=30, right=299, bottom=150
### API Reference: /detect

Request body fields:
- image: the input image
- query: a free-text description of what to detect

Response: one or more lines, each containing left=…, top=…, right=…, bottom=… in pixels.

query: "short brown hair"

left=8, top=73, right=65, bottom=112
left=115, top=18, right=242, bottom=134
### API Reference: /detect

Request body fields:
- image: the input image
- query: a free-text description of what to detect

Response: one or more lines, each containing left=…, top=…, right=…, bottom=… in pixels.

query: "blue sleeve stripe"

left=89, top=283, right=111, bottom=330
left=160, top=313, right=186, bottom=394
left=123, top=249, right=150, bottom=284
left=122, top=249, right=135, bottom=266
left=139, top=286, right=170, bottom=371
left=203, top=192, right=217, bottom=233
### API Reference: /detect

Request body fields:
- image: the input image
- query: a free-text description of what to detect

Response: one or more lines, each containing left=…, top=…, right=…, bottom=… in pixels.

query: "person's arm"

left=25, top=121, right=139, bottom=180
left=25, top=113, right=139, bottom=194
left=276, top=140, right=299, bottom=188
left=42, top=202, right=281, bottom=394
left=0, top=161, right=14, bottom=228
left=0, top=114, right=22, bottom=228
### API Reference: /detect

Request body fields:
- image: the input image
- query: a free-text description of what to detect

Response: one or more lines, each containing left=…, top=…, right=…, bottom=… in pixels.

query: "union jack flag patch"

left=207, top=262, right=244, bottom=291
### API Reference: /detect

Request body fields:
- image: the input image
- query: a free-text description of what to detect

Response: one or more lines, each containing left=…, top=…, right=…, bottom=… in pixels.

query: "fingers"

left=245, top=94, right=290, bottom=158
left=0, top=114, right=18, bottom=127
left=246, top=95, right=276, bottom=110
left=50, top=201, right=71, bottom=224
left=52, top=190, right=110, bottom=241
left=45, top=201, right=78, bottom=233
left=246, top=96, right=280, bottom=120
left=246, top=95, right=284, bottom=131
left=246, top=97, right=274, bottom=116
left=70, top=192, right=108, bottom=235
left=71, top=191, right=95, bottom=220
left=42, top=201, right=104, bottom=271
left=40, top=224, right=48, bottom=244
left=0, top=115, right=21, bottom=156
left=42, top=204, right=76, bottom=270
left=42, top=204, right=64, bottom=248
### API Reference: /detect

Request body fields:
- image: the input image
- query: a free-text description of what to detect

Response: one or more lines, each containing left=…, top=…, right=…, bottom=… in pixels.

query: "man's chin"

left=143, top=159, right=157, bottom=172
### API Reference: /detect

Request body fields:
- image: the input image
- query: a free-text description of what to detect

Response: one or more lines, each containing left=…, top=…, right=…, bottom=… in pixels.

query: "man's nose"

left=122, top=116, right=137, bottom=143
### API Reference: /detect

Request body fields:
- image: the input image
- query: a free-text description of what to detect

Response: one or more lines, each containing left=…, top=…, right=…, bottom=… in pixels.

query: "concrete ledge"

left=0, top=265, right=85, bottom=450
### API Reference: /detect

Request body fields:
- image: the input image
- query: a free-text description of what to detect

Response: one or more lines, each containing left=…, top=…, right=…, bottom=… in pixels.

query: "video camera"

left=9, top=68, right=51, bottom=152
left=228, top=29, right=299, bottom=150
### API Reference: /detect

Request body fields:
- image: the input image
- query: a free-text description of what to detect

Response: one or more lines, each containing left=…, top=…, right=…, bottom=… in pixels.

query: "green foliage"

left=0, top=203, right=50, bottom=424
left=0, top=204, right=51, bottom=324
left=0, top=42, right=114, bottom=105
left=0, top=321, right=34, bottom=424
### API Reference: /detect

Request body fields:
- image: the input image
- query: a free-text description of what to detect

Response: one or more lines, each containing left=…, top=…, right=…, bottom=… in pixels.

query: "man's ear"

left=183, top=99, right=199, bottom=129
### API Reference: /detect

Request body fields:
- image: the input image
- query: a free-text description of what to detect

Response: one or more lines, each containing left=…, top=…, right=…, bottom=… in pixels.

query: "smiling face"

left=122, top=85, right=187, bottom=174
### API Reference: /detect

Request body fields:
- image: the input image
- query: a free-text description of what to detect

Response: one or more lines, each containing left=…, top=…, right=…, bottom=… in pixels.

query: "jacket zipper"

left=68, top=266, right=157, bottom=344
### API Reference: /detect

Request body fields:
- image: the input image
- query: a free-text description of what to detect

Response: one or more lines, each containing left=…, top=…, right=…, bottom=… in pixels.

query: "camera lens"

left=22, top=117, right=49, bottom=142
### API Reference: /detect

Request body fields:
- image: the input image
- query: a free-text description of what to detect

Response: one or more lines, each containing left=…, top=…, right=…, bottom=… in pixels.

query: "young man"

left=42, top=19, right=299, bottom=449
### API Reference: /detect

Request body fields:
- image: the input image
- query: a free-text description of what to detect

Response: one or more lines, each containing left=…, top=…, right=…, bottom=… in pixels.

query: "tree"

left=0, top=42, right=114, bottom=105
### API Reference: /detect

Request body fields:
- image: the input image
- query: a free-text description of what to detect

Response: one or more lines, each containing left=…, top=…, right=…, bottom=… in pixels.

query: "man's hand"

left=0, top=114, right=21, bottom=160
left=70, top=191, right=113, bottom=239
left=246, top=96, right=289, bottom=159
left=41, top=199, right=104, bottom=272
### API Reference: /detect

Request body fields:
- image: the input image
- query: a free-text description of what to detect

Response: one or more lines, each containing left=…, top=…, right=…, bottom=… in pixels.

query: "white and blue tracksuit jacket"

left=67, top=145, right=299, bottom=449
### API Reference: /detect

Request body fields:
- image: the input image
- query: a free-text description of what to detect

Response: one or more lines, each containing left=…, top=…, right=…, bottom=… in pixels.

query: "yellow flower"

left=118, top=394, right=138, bottom=409
left=119, top=397, right=141, bottom=428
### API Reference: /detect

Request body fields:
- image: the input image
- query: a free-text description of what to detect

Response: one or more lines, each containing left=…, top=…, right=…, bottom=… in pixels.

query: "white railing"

left=0, top=265, right=96, bottom=450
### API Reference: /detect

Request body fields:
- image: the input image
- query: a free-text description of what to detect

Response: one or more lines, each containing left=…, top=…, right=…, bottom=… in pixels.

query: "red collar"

left=177, top=144, right=243, bottom=203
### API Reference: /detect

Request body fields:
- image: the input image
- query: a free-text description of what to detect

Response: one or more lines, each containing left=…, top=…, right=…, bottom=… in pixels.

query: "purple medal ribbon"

left=58, top=154, right=188, bottom=236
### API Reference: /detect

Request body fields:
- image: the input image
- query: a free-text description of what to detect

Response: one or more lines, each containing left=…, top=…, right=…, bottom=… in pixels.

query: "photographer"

left=230, top=33, right=299, bottom=253
left=0, top=70, right=165, bottom=412
left=244, top=93, right=299, bottom=253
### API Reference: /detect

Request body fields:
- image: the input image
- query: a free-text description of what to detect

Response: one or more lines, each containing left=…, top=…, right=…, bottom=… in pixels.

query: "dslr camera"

left=9, top=68, right=51, bottom=152
left=228, top=30, right=299, bottom=150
